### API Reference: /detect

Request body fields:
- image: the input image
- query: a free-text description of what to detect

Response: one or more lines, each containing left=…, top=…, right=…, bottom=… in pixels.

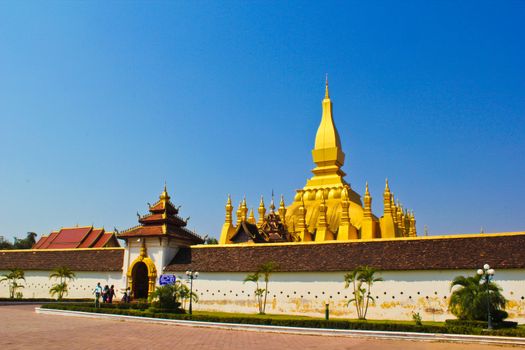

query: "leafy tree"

left=344, top=266, right=383, bottom=319
left=244, top=272, right=264, bottom=313
left=178, top=282, right=199, bottom=310
left=204, top=236, right=218, bottom=245
left=149, top=281, right=197, bottom=310
left=49, top=266, right=76, bottom=300
left=14, top=232, right=37, bottom=249
left=0, top=268, right=25, bottom=298
left=0, top=232, right=37, bottom=250
left=449, top=273, right=508, bottom=322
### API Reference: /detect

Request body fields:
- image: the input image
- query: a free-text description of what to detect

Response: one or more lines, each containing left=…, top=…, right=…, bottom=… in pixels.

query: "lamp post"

left=185, top=270, right=198, bottom=315
left=477, top=264, right=495, bottom=330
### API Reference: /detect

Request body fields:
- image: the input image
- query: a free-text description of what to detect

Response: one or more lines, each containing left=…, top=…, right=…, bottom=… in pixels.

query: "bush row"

left=40, top=304, right=525, bottom=337
left=445, top=319, right=518, bottom=329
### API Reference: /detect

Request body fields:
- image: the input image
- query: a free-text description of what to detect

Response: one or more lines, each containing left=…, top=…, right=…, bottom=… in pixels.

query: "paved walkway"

left=0, top=305, right=514, bottom=350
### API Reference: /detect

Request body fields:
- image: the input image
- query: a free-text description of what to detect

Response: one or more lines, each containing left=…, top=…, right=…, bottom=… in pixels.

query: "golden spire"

left=257, top=196, right=266, bottom=227
left=236, top=201, right=242, bottom=225
left=318, top=192, right=328, bottom=229
left=225, top=194, right=233, bottom=224
left=160, top=182, right=170, bottom=201
left=325, top=73, right=330, bottom=99
left=340, top=187, right=350, bottom=225
left=306, top=78, right=346, bottom=189
left=270, top=191, right=276, bottom=213
left=248, top=209, right=256, bottom=224
left=383, top=178, right=392, bottom=215
left=241, top=196, right=248, bottom=221
left=363, top=182, right=372, bottom=218
left=278, top=195, right=286, bottom=223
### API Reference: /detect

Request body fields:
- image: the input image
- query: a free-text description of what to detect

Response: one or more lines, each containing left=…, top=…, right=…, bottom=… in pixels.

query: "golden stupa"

left=219, top=78, right=416, bottom=244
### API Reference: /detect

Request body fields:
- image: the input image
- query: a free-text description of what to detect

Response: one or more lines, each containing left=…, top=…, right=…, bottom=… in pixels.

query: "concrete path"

left=0, top=305, right=518, bottom=349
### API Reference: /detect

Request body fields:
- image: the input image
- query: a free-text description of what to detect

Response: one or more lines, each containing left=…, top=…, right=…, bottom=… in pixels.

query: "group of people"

left=93, top=283, right=116, bottom=307
left=93, top=283, right=131, bottom=307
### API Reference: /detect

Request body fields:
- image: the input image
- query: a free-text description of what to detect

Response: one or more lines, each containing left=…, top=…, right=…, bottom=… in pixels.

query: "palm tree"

left=49, top=266, right=76, bottom=300
left=244, top=272, right=264, bottom=313
left=344, top=266, right=382, bottom=319
left=0, top=268, right=25, bottom=298
left=49, top=282, right=68, bottom=300
left=258, top=261, right=278, bottom=314
left=344, top=269, right=362, bottom=317
left=359, top=266, right=383, bottom=319
left=449, top=274, right=507, bottom=322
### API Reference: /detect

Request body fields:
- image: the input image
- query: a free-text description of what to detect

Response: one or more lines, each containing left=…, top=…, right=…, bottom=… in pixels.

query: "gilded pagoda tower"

left=219, top=79, right=417, bottom=244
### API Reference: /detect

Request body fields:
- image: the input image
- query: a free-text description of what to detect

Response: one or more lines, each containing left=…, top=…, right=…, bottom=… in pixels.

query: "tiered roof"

left=117, top=186, right=204, bottom=245
left=32, top=226, right=119, bottom=249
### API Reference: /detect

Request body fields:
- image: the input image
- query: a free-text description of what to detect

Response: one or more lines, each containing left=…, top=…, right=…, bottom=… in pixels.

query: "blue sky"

left=0, top=1, right=524, bottom=241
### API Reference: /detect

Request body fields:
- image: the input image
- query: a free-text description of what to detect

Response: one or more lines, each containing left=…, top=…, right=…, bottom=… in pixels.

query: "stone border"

left=35, top=307, right=525, bottom=346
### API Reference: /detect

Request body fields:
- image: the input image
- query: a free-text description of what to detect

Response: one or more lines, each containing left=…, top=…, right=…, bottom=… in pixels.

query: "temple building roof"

left=167, top=232, right=525, bottom=272
left=117, top=185, right=204, bottom=245
left=0, top=248, right=124, bottom=271
left=32, top=226, right=119, bottom=249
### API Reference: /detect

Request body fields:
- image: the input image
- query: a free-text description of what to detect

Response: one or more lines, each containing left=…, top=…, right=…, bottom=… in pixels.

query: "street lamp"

left=185, top=270, right=199, bottom=315
left=477, top=264, right=495, bottom=330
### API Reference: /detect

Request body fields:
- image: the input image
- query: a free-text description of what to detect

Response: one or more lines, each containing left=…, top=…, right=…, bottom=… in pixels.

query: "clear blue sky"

left=0, top=1, right=524, bottom=241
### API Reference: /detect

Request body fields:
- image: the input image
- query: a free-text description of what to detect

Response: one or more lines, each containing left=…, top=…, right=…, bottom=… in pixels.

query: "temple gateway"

left=1, top=82, right=525, bottom=322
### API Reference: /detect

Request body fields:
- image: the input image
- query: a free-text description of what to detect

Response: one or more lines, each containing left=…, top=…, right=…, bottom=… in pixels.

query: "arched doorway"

left=132, top=262, right=149, bottom=299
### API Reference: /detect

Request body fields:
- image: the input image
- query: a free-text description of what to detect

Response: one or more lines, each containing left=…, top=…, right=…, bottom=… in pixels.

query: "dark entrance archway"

left=132, top=262, right=149, bottom=299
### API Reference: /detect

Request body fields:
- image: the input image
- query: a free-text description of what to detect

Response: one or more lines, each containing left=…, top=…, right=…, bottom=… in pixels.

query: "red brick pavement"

left=0, top=305, right=511, bottom=350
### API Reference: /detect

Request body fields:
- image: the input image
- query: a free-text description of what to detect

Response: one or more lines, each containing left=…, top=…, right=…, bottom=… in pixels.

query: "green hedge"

left=445, top=319, right=518, bottom=329
left=40, top=304, right=525, bottom=337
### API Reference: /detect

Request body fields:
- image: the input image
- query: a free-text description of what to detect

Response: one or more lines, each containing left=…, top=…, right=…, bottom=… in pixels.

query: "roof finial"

left=325, top=73, right=330, bottom=99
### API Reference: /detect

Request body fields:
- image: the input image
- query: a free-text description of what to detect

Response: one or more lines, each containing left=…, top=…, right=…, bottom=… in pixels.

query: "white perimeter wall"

left=0, top=270, right=124, bottom=299
left=171, top=269, right=525, bottom=323
left=3, top=268, right=524, bottom=324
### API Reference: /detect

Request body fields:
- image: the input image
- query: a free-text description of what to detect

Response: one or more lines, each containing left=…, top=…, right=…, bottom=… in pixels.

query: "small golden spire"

left=160, top=183, right=170, bottom=201
left=363, top=182, right=372, bottom=218
left=325, top=74, right=330, bottom=99
left=385, top=178, right=390, bottom=192
left=225, top=194, right=233, bottom=224
left=257, top=195, right=266, bottom=227
left=270, top=191, right=276, bottom=213
left=278, top=195, right=287, bottom=224
left=248, top=209, right=256, bottom=224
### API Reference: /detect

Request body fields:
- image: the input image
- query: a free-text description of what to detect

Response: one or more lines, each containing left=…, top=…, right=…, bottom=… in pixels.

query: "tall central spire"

left=305, top=76, right=347, bottom=189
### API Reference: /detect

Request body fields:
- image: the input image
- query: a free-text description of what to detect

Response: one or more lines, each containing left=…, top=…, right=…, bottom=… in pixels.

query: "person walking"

left=93, top=282, right=102, bottom=308
left=102, top=285, right=110, bottom=303
left=108, top=285, right=116, bottom=304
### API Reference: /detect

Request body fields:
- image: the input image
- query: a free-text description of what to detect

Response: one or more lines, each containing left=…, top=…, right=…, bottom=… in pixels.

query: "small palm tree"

left=344, top=266, right=382, bottom=319
left=244, top=272, right=264, bottom=313
left=49, top=266, right=76, bottom=300
left=258, top=261, right=278, bottom=314
left=0, top=268, right=25, bottom=298
left=449, top=274, right=507, bottom=322
left=359, top=266, right=383, bottom=319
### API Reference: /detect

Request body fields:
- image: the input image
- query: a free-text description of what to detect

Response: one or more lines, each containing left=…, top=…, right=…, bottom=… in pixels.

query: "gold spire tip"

left=324, top=74, right=329, bottom=99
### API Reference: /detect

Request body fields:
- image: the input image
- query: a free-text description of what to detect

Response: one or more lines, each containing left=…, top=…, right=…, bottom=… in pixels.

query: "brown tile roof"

left=165, top=233, right=525, bottom=272
left=0, top=248, right=124, bottom=271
